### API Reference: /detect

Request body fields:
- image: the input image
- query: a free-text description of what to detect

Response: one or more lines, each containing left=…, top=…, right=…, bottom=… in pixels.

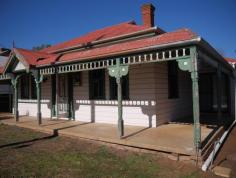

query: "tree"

left=32, top=44, right=51, bottom=51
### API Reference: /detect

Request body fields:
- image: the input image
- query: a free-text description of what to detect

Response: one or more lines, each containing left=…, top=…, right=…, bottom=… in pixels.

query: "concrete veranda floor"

left=0, top=113, right=217, bottom=156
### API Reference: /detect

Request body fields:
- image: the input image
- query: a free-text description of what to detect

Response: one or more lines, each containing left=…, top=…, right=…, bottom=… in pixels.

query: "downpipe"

left=201, top=120, right=236, bottom=171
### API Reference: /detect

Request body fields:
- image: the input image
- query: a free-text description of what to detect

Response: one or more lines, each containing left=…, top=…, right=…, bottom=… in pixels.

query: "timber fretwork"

left=39, top=47, right=191, bottom=75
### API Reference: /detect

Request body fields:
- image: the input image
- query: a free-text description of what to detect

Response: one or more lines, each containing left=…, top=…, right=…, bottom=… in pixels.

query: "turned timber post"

left=117, top=73, right=123, bottom=137
left=108, top=58, right=129, bottom=138
left=11, top=75, right=20, bottom=122
left=177, top=46, right=201, bottom=151
left=55, top=70, right=59, bottom=119
left=32, top=70, right=43, bottom=125
left=190, top=47, right=201, bottom=150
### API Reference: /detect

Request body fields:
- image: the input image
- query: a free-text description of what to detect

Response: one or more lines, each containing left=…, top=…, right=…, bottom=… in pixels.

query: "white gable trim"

left=13, top=61, right=26, bottom=72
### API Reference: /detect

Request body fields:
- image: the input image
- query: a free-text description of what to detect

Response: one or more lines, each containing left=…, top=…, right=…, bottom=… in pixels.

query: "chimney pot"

left=141, top=3, right=155, bottom=28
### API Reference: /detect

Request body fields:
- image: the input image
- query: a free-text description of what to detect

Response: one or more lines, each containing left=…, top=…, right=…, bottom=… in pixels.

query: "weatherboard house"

left=0, top=4, right=235, bottom=160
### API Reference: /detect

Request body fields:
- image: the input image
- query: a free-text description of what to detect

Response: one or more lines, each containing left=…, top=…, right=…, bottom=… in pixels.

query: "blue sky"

left=0, top=0, right=235, bottom=58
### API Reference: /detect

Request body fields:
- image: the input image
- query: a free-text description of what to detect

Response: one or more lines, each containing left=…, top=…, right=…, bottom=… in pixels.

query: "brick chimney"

left=141, top=3, right=155, bottom=27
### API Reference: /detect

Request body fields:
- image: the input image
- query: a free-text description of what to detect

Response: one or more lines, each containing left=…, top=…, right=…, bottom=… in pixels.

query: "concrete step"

left=212, top=166, right=231, bottom=178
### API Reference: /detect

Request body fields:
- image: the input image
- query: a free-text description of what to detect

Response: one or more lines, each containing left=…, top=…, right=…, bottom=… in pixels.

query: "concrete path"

left=0, top=115, right=216, bottom=157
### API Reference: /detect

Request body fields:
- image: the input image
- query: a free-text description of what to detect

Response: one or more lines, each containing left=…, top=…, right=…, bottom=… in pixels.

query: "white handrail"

left=202, top=120, right=236, bottom=171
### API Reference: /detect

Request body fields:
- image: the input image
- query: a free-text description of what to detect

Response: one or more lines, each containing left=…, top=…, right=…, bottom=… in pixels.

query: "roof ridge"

left=86, top=20, right=138, bottom=33
left=40, top=20, right=147, bottom=53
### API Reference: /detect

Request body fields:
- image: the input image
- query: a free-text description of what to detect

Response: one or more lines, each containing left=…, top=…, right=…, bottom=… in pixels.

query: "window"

left=109, top=75, right=129, bottom=100
left=20, top=75, right=29, bottom=99
left=31, top=76, right=37, bottom=99
left=73, top=72, right=82, bottom=86
left=168, top=61, right=179, bottom=99
left=89, top=69, right=105, bottom=99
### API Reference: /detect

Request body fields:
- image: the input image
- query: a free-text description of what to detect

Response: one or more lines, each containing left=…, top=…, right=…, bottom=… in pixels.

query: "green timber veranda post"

left=190, top=47, right=201, bottom=152
left=32, top=70, right=43, bottom=125
left=68, top=73, right=75, bottom=120
left=55, top=70, right=59, bottom=119
left=108, top=58, right=129, bottom=138
left=117, top=67, right=123, bottom=137
left=177, top=46, right=201, bottom=152
left=51, top=74, right=56, bottom=118
left=11, top=75, right=21, bottom=122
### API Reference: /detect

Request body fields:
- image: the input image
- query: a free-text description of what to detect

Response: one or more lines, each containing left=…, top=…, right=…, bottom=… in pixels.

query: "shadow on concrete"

left=122, top=127, right=150, bottom=139
left=0, top=133, right=58, bottom=149
left=52, top=122, right=91, bottom=135
left=41, top=120, right=71, bottom=127
left=0, top=113, right=13, bottom=121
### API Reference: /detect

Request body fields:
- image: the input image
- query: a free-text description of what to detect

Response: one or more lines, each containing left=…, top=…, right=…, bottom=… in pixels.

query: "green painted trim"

left=32, top=70, right=43, bottom=125
left=190, top=46, right=201, bottom=151
left=177, top=57, right=192, bottom=72
left=176, top=46, right=201, bottom=150
left=10, top=74, right=22, bottom=122
left=108, top=59, right=129, bottom=138
left=68, top=73, right=75, bottom=120
left=51, top=75, right=56, bottom=118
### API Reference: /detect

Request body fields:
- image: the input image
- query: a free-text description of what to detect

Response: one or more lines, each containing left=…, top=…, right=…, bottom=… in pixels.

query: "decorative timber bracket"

left=176, top=47, right=196, bottom=73
left=108, top=58, right=129, bottom=138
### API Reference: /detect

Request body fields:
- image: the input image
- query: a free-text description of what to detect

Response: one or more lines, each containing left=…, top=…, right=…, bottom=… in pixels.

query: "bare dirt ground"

left=0, top=122, right=218, bottom=178
left=213, top=124, right=236, bottom=177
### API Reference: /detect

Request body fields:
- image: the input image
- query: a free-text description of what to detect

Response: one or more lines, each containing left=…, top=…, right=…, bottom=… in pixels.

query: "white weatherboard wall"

left=74, top=64, right=157, bottom=127
left=155, top=63, right=193, bottom=125
left=74, top=63, right=192, bottom=127
left=18, top=76, right=51, bottom=118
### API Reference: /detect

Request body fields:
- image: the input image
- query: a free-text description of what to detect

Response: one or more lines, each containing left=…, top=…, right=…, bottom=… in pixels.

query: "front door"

left=58, top=74, right=69, bottom=118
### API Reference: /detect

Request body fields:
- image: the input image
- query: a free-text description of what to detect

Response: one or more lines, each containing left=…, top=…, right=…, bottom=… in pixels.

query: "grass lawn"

left=0, top=123, right=217, bottom=178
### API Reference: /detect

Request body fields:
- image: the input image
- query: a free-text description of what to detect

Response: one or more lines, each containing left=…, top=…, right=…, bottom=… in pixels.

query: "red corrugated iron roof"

left=1, top=27, right=198, bottom=70
left=41, top=21, right=149, bottom=53
left=37, top=28, right=198, bottom=65
left=13, top=48, right=57, bottom=66
left=225, top=57, right=236, bottom=63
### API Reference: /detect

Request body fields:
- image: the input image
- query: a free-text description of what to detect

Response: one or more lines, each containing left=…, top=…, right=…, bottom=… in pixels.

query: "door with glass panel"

left=58, top=74, right=68, bottom=118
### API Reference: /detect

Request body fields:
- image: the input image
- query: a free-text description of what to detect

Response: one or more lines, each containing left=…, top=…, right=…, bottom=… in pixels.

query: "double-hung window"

left=31, top=76, right=37, bottom=99
left=89, top=69, right=105, bottom=99
left=20, top=75, right=29, bottom=99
